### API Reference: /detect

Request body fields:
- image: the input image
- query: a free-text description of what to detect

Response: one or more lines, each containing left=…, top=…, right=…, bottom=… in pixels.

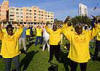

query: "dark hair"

left=75, top=24, right=82, bottom=30
left=64, top=16, right=70, bottom=23
left=98, top=20, right=100, bottom=23
left=6, top=24, right=14, bottom=30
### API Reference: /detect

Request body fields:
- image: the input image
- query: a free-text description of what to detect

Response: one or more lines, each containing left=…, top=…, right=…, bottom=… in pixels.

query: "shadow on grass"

left=20, top=50, right=39, bottom=71
left=60, top=51, right=70, bottom=71
left=26, top=41, right=34, bottom=50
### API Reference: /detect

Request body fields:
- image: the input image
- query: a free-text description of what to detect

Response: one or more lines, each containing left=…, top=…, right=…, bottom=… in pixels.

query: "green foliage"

left=71, top=16, right=91, bottom=26
left=54, top=19, right=63, bottom=25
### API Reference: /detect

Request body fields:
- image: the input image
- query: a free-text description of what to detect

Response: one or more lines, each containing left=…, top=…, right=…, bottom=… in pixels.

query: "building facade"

left=0, top=0, right=9, bottom=22
left=0, top=0, right=54, bottom=24
left=9, top=7, right=54, bottom=23
left=79, top=3, right=88, bottom=16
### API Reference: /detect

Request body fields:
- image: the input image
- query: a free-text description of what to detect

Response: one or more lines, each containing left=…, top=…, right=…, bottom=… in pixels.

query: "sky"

left=0, top=0, right=100, bottom=21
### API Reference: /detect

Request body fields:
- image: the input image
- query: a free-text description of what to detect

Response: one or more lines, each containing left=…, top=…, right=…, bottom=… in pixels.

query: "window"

left=34, top=19, right=36, bottom=21
left=30, top=10, right=32, bottom=12
left=10, top=15, right=14, bottom=16
left=10, top=19, right=14, bottom=20
left=26, top=16, right=28, bottom=18
left=21, top=12, right=23, bottom=14
left=16, top=8, right=19, bottom=11
left=17, top=16, right=19, bottom=18
left=34, top=10, right=36, bottom=12
left=21, top=16, right=23, bottom=18
left=34, top=16, right=36, bottom=18
left=34, top=13, right=36, bottom=15
left=16, top=12, right=19, bottom=14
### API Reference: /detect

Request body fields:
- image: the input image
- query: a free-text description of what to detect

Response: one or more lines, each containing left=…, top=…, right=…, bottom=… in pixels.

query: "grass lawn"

left=0, top=38, right=100, bottom=71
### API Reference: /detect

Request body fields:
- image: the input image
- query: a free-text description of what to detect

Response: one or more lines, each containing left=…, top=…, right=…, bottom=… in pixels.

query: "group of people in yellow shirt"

left=45, top=17, right=100, bottom=71
left=0, top=16, right=100, bottom=71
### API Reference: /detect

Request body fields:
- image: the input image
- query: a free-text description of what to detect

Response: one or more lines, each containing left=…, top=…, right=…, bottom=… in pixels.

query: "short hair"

left=6, top=24, right=14, bottom=30
left=64, top=16, right=70, bottom=23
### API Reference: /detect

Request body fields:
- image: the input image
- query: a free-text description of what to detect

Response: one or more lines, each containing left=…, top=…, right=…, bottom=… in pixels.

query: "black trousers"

left=4, top=55, right=20, bottom=71
left=70, top=60, right=87, bottom=71
left=48, top=45, right=61, bottom=62
left=94, top=40, right=100, bottom=59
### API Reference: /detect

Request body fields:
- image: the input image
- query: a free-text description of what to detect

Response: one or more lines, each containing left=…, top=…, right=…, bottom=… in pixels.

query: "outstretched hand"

left=64, top=16, right=71, bottom=24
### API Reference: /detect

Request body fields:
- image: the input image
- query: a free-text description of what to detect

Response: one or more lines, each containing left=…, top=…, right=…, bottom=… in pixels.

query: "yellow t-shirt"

left=2, top=28, right=17, bottom=34
left=46, top=26, right=62, bottom=45
left=96, top=24, right=100, bottom=41
left=2, top=28, right=7, bottom=34
left=36, top=28, right=42, bottom=36
left=62, top=24, right=97, bottom=63
left=26, top=29, right=30, bottom=36
left=13, top=28, right=17, bottom=34
left=0, top=28, right=23, bottom=58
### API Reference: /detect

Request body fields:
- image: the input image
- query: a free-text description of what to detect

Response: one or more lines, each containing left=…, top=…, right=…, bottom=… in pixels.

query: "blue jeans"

left=35, top=36, right=42, bottom=46
left=4, top=55, right=20, bottom=71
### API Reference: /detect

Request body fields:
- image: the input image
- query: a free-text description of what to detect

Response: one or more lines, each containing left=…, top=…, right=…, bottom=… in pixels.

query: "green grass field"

left=0, top=37, right=100, bottom=71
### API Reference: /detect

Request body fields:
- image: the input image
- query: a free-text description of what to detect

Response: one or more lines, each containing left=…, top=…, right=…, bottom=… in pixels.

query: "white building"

left=79, top=3, right=88, bottom=16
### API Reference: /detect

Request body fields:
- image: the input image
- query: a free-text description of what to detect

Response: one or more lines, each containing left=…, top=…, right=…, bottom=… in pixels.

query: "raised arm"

left=14, top=24, right=23, bottom=39
left=88, top=18, right=100, bottom=40
left=45, top=25, right=52, bottom=34
left=62, top=16, right=74, bottom=41
left=0, top=24, right=4, bottom=40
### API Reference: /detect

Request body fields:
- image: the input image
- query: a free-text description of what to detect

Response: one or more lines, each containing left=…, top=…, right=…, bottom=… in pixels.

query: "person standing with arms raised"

left=0, top=23, right=23, bottom=71
left=62, top=17, right=99, bottom=71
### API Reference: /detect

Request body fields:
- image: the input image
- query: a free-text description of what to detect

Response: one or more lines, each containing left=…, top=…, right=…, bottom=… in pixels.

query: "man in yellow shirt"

left=0, top=23, right=23, bottom=71
left=26, top=25, right=31, bottom=43
left=93, top=21, right=100, bottom=60
left=46, top=24, right=62, bottom=63
left=35, top=25, right=43, bottom=46
left=62, top=17, right=99, bottom=71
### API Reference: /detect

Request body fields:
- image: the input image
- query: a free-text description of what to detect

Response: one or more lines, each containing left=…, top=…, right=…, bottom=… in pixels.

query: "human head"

left=64, top=16, right=71, bottom=23
left=75, top=24, right=82, bottom=35
left=6, top=24, right=14, bottom=36
left=53, top=24, right=57, bottom=31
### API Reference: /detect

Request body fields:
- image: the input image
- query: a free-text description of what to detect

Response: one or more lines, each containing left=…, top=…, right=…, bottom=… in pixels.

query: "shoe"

left=12, top=69, right=16, bottom=71
left=0, top=55, right=2, bottom=58
left=92, top=56, right=98, bottom=61
left=23, top=50, right=27, bottom=54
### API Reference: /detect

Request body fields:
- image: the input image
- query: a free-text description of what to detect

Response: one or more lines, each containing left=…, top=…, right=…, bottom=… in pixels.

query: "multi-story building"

left=9, top=6, right=54, bottom=23
left=79, top=3, right=88, bottom=16
left=0, top=0, right=9, bottom=22
left=0, top=0, right=54, bottom=24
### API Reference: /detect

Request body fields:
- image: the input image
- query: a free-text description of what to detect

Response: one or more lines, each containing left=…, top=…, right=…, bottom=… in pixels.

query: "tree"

left=71, top=16, right=91, bottom=26
left=54, top=19, right=63, bottom=25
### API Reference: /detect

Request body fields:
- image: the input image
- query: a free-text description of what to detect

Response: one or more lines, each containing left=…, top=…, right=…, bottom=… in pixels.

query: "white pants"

left=42, top=40, right=50, bottom=51
left=19, top=38, right=26, bottom=51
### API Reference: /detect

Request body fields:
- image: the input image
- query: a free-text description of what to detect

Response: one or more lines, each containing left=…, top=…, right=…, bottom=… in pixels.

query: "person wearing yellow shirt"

left=46, top=24, right=62, bottom=63
left=26, top=26, right=31, bottom=43
left=1, top=24, right=7, bottom=34
left=35, top=25, right=43, bottom=46
left=0, top=23, right=23, bottom=71
left=62, top=17, right=99, bottom=71
left=93, top=21, right=100, bottom=60
left=63, top=16, right=74, bottom=51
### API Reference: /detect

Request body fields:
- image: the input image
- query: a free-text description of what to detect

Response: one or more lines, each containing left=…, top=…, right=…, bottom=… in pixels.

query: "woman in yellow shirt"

left=46, top=24, right=62, bottom=63
left=0, top=23, right=23, bottom=71
left=62, top=18, right=98, bottom=71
